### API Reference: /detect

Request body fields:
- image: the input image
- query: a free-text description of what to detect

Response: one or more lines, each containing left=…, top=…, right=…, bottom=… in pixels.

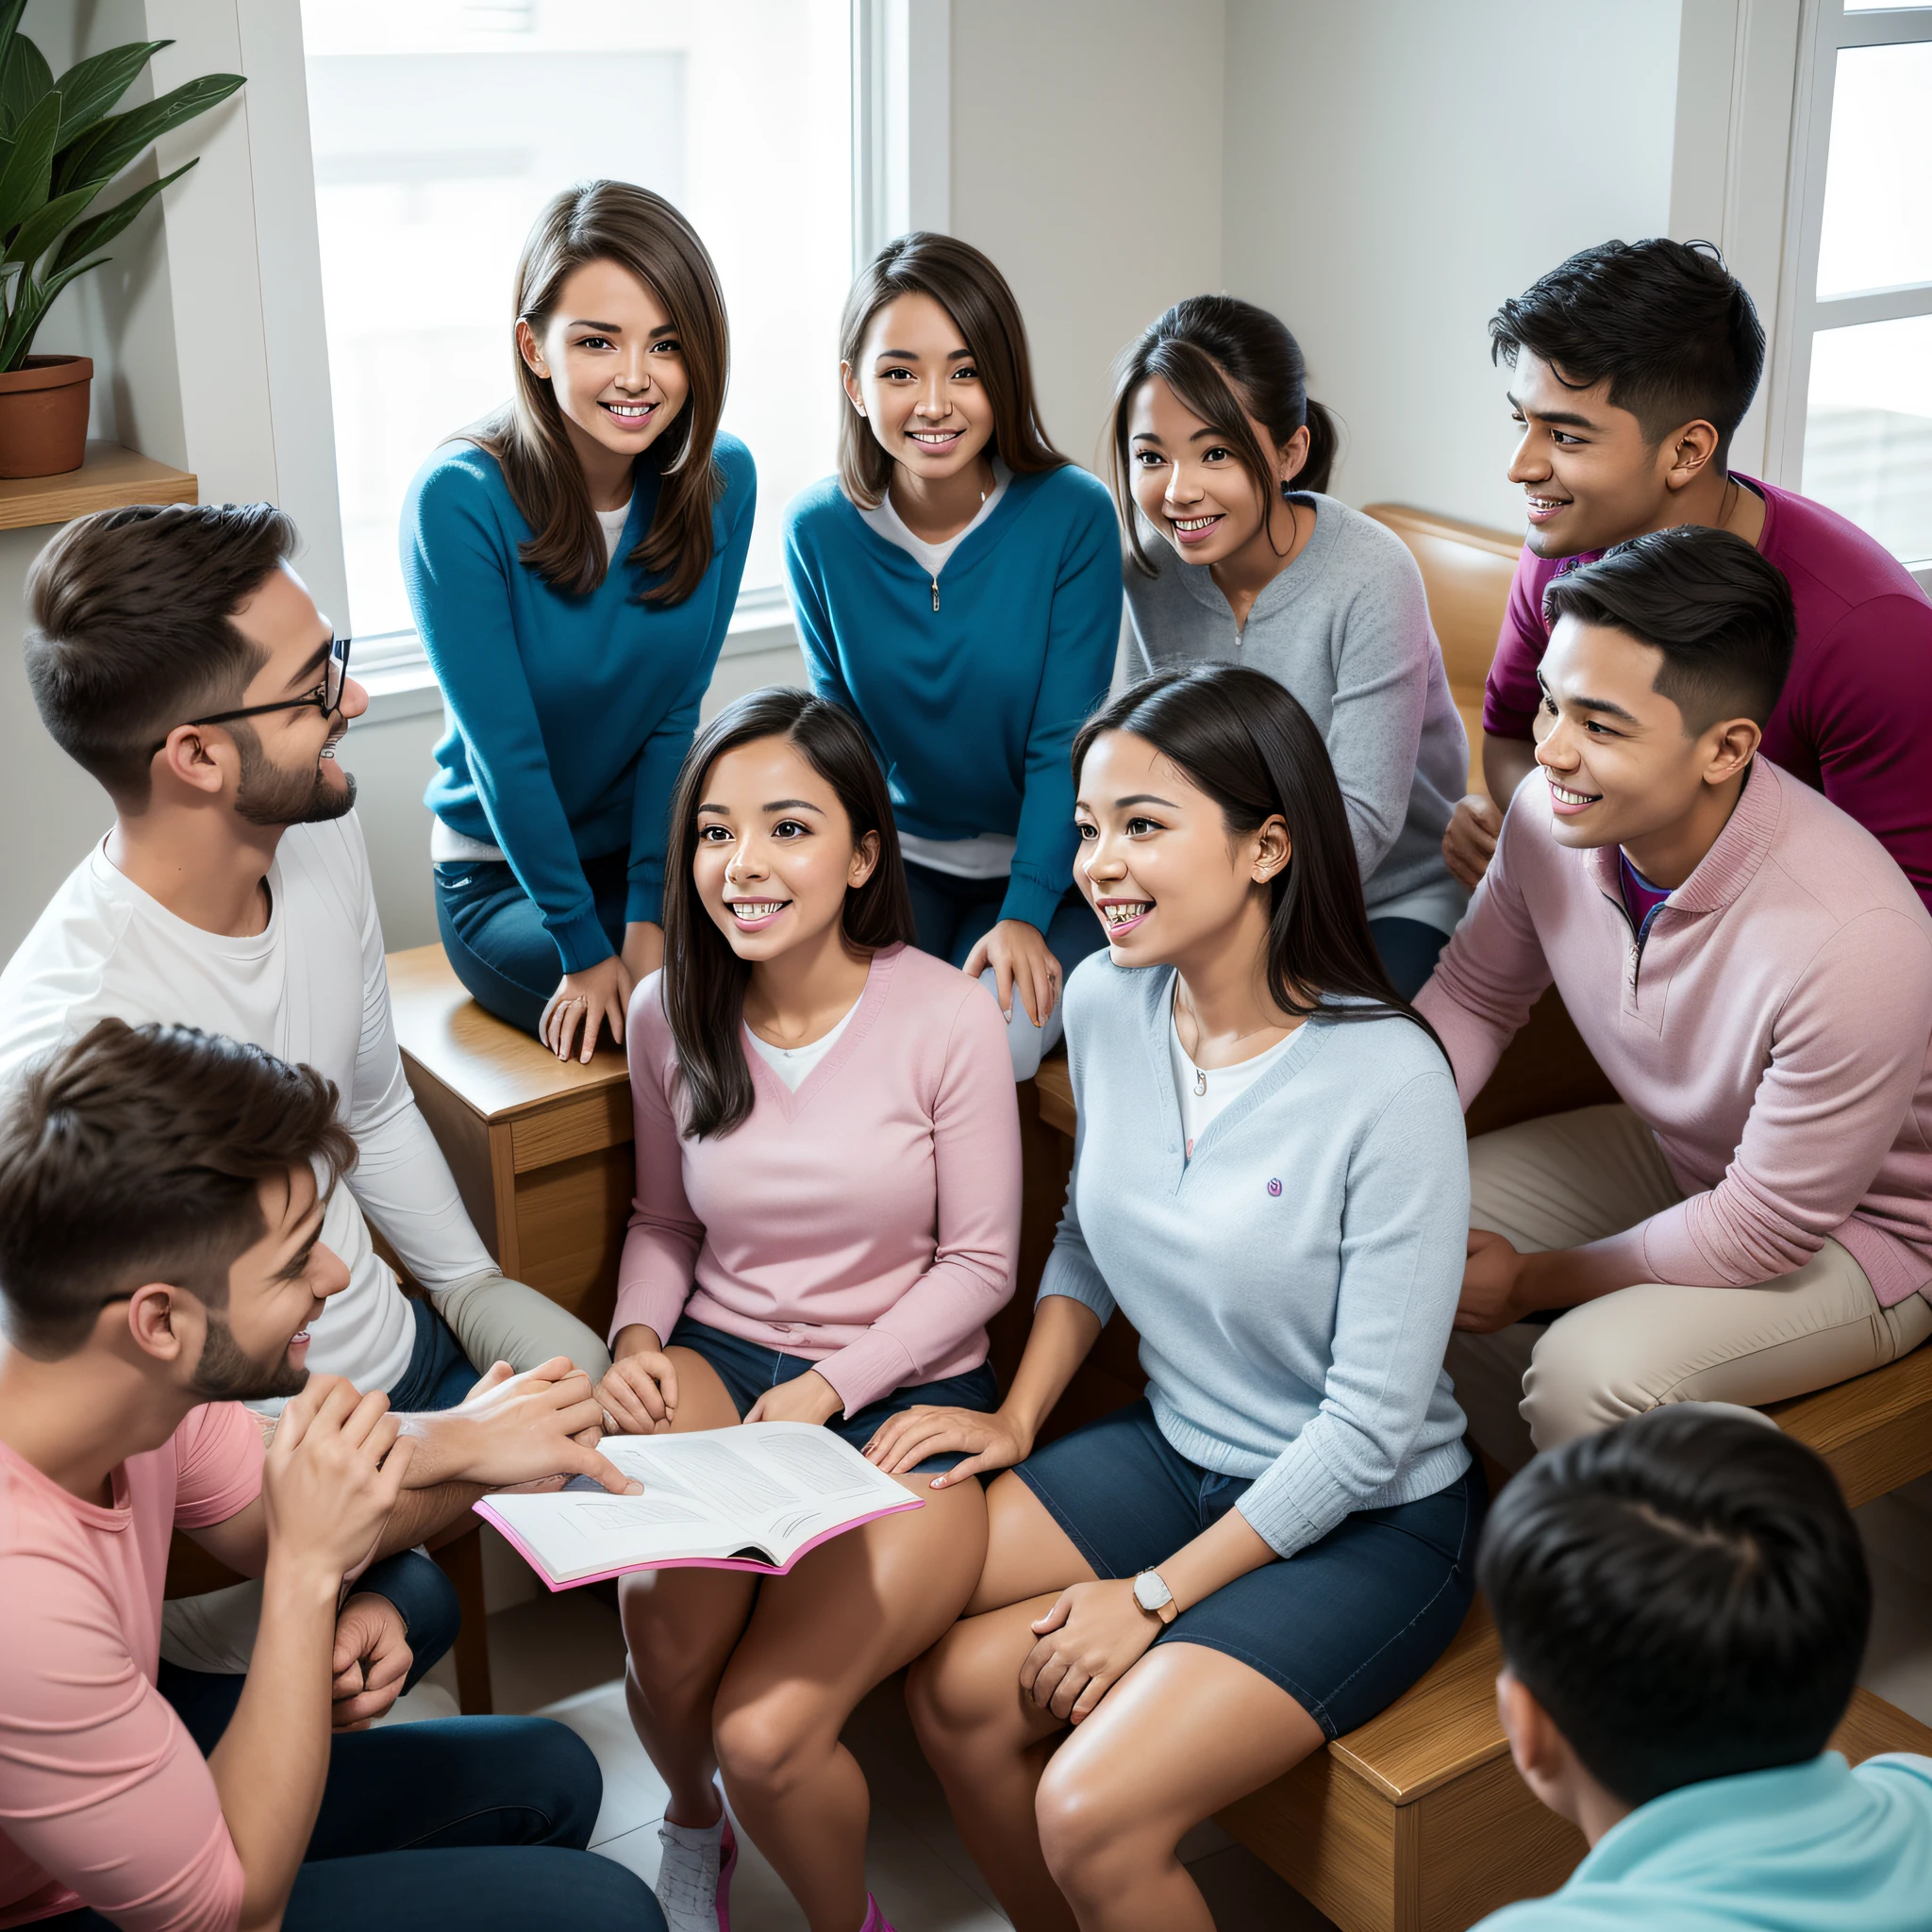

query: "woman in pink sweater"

left=594, top=687, right=1022, bottom=1932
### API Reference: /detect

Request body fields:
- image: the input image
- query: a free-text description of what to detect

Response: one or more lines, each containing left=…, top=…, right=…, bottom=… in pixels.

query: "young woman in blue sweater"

left=403, top=180, right=756, bottom=1060
left=783, top=233, right=1121, bottom=1078
left=872, top=666, right=1482, bottom=1932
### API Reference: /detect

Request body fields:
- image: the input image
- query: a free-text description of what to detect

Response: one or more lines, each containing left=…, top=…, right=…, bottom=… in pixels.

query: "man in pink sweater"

left=1416, top=525, right=1932, bottom=1468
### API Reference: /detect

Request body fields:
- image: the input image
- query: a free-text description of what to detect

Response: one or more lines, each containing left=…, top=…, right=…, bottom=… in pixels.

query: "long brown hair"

left=838, top=231, right=1065, bottom=509
left=469, top=181, right=729, bottom=604
left=662, top=688, right=916, bottom=1140
left=1108, top=295, right=1341, bottom=577
left=1074, top=666, right=1442, bottom=1056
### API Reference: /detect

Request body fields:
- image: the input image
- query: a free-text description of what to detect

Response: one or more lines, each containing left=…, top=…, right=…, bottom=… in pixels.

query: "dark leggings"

left=433, top=848, right=630, bottom=1038
left=42, top=1715, right=659, bottom=1932
left=1368, top=915, right=1451, bottom=1001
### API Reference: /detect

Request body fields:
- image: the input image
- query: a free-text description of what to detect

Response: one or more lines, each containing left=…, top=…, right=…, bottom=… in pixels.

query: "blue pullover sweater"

left=782, top=463, right=1121, bottom=933
left=401, top=435, right=756, bottom=972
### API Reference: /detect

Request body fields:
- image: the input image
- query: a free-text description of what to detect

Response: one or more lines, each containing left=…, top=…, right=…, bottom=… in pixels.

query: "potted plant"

left=0, top=5, right=242, bottom=479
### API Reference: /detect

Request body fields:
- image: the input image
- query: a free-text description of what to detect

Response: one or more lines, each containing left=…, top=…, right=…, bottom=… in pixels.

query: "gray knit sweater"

left=1120, top=493, right=1470, bottom=934
left=1039, top=956, right=1472, bottom=1558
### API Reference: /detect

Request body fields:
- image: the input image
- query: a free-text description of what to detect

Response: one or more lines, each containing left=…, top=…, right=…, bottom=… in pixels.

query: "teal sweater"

left=1476, top=1754, right=1932, bottom=1931
left=1041, top=958, right=1471, bottom=1557
left=782, top=464, right=1121, bottom=933
left=401, top=435, right=756, bottom=971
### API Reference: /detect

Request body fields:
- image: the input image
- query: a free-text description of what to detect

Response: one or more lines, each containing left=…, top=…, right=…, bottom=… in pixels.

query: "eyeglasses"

left=185, top=633, right=353, bottom=732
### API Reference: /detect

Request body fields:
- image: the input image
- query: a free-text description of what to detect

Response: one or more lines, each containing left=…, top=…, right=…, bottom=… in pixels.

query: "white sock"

left=658, top=1810, right=725, bottom=1852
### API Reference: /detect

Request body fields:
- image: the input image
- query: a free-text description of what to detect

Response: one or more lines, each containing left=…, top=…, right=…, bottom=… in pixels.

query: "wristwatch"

left=1132, top=1568, right=1179, bottom=1625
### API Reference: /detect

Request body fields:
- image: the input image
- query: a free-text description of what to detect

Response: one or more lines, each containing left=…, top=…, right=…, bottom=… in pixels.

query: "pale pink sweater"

left=613, top=943, right=1022, bottom=1414
left=1417, top=760, right=1932, bottom=1306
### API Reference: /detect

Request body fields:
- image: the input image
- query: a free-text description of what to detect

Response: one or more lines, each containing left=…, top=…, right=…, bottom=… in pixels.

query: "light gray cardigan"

left=1120, top=493, right=1470, bottom=936
left=1040, top=956, right=1472, bottom=1557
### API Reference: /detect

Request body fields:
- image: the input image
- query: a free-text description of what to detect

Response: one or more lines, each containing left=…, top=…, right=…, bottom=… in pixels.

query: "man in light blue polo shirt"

left=1474, top=1406, right=1932, bottom=1930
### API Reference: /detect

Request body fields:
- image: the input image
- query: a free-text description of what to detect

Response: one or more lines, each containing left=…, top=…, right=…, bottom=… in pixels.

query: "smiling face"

left=1533, top=613, right=1757, bottom=866
left=1127, top=374, right=1308, bottom=568
left=1074, top=727, right=1289, bottom=973
left=1507, top=353, right=1719, bottom=559
left=692, top=734, right=879, bottom=965
left=519, top=258, right=691, bottom=482
left=842, top=291, right=996, bottom=484
left=221, top=564, right=367, bottom=827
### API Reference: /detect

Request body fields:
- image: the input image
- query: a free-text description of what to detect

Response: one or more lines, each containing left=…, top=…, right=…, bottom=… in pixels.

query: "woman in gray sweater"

left=867, top=666, right=1479, bottom=1932
left=1111, top=295, right=1469, bottom=995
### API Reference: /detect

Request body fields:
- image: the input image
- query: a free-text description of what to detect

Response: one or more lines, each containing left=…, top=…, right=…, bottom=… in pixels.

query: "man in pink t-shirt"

left=1441, top=239, right=1932, bottom=911
left=0, top=1022, right=657, bottom=1932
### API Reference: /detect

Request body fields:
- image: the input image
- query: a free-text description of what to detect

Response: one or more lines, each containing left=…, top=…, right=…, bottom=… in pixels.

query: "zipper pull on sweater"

left=930, top=574, right=940, bottom=613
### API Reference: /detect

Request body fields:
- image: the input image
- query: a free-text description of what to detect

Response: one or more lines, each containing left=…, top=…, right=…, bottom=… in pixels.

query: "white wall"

left=1221, top=0, right=1682, bottom=532
left=949, top=0, right=1226, bottom=471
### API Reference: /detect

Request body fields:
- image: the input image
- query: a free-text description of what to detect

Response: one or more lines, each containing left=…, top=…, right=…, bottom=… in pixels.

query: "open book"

left=475, top=1422, right=923, bottom=1590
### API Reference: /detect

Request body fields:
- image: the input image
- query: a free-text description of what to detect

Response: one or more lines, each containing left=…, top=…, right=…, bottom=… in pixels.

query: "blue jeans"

left=904, top=862, right=1106, bottom=1080
left=42, top=1716, right=658, bottom=1932
left=390, top=1297, right=483, bottom=1413
left=433, top=848, right=629, bottom=1038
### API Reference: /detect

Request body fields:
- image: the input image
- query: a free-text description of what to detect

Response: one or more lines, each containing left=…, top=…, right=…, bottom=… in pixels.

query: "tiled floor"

left=387, top=1470, right=1932, bottom=1930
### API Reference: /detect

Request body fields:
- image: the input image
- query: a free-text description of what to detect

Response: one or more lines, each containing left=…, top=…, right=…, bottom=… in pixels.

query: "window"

left=298, top=0, right=854, bottom=666
left=1781, top=2, right=1932, bottom=584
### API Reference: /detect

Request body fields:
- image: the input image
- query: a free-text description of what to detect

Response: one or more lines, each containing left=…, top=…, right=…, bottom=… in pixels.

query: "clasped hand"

left=861, top=1403, right=1031, bottom=1488
left=1457, top=1227, right=1528, bottom=1332
left=1022, top=1580, right=1159, bottom=1724
left=330, top=1592, right=412, bottom=1730
left=431, top=1357, right=640, bottom=1493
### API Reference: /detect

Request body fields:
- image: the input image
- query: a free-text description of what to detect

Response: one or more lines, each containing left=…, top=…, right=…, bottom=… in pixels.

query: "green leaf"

left=0, top=28, right=49, bottom=136
left=4, top=180, right=97, bottom=268
left=47, top=158, right=192, bottom=275
left=0, top=0, right=27, bottom=75
left=0, top=89, right=58, bottom=236
left=53, top=41, right=170, bottom=154
left=0, top=249, right=105, bottom=370
left=55, top=71, right=242, bottom=197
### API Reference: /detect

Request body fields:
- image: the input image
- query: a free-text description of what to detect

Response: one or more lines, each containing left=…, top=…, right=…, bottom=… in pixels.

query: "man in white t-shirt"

left=3, top=501, right=610, bottom=1413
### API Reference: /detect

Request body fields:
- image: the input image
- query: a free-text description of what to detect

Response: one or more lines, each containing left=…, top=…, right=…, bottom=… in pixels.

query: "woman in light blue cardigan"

left=870, top=665, right=1480, bottom=1932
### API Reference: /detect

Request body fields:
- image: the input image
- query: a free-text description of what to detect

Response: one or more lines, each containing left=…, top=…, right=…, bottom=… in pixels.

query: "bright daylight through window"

left=299, top=0, right=852, bottom=660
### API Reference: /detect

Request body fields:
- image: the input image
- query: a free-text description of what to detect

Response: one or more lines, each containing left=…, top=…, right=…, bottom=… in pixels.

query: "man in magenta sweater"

left=1415, top=525, right=1932, bottom=1467
left=1441, top=239, right=1932, bottom=912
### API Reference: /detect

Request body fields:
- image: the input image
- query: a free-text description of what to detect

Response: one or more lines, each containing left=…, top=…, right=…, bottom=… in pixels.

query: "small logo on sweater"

left=1267, top=1178, right=1283, bottom=1197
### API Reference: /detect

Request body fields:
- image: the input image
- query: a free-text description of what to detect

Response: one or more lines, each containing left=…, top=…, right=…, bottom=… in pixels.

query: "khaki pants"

left=1451, top=1104, right=1932, bottom=1470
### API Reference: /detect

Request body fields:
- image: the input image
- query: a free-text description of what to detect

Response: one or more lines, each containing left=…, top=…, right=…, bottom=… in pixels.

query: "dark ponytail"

left=661, top=688, right=915, bottom=1140
left=1073, top=665, right=1442, bottom=1056
left=1108, top=294, right=1341, bottom=577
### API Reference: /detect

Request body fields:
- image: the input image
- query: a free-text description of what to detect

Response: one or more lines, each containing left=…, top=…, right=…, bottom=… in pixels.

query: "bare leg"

left=617, top=1347, right=756, bottom=1826
left=709, top=1465, right=991, bottom=1932
left=907, top=1471, right=1097, bottom=1932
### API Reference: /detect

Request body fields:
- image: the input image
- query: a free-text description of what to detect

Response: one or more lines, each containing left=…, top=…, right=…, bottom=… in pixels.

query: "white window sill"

left=358, top=589, right=801, bottom=726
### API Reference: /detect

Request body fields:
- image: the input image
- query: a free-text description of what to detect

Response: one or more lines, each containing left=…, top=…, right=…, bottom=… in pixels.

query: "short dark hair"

left=25, top=501, right=298, bottom=807
left=662, top=687, right=915, bottom=1140
left=1541, top=524, right=1795, bottom=730
left=1491, top=239, right=1765, bottom=460
left=0, top=1019, right=355, bottom=1358
left=1478, top=1407, right=1869, bottom=1808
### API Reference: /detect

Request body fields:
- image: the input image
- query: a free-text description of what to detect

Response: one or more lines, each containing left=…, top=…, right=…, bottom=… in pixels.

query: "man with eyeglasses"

left=0, top=503, right=616, bottom=1688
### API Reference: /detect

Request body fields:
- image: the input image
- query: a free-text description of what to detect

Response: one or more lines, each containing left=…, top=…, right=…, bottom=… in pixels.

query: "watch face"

left=1134, top=1571, right=1172, bottom=1611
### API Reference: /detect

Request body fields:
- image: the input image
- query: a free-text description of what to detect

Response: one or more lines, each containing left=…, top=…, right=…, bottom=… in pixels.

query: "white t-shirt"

left=0, top=815, right=495, bottom=1397
left=853, top=460, right=1017, bottom=882
left=1168, top=1008, right=1302, bottom=1160
left=431, top=497, right=636, bottom=868
left=742, top=997, right=861, bottom=1092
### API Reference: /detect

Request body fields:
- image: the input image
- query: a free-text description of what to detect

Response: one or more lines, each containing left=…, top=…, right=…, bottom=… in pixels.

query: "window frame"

left=1765, top=0, right=1932, bottom=589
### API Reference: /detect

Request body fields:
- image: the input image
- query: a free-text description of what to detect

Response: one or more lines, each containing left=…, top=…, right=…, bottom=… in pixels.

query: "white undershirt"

left=744, top=996, right=861, bottom=1091
left=1169, top=1008, right=1301, bottom=1159
left=431, top=497, right=637, bottom=869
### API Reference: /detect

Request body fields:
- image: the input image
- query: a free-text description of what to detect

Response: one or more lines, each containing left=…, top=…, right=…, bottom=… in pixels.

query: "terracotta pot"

left=0, top=355, right=93, bottom=479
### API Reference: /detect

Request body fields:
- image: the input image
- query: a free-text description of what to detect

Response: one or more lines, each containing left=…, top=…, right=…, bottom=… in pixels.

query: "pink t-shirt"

left=0, top=1404, right=263, bottom=1931
left=1483, top=478, right=1932, bottom=911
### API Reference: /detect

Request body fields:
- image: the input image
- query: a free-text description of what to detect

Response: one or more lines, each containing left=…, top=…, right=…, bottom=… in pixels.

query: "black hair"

left=1541, top=524, right=1795, bottom=731
left=1109, top=295, right=1341, bottom=577
left=1491, top=239, right=1765, bottom=461
left=1074, top=666, right=1441, bottom=1052
left=1478, top=1407, right=1869, bottom=1808
left=661, top=687, right=915, bottom=1140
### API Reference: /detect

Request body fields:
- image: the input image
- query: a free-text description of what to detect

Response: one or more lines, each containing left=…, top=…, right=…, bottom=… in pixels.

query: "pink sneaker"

left=858, top=1893, right=894, bottom=1932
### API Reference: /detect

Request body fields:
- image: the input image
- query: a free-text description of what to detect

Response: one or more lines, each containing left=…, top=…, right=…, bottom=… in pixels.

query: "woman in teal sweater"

left=403, top=180, right=756, bottom=1060
left=782, top=233, right=1121, bottom=1078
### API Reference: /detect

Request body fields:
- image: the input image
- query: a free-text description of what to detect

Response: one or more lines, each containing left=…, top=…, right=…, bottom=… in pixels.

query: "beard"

left=232, top=721, right=358, bottom=828
left=190, top=1307, right=309, bottom=1403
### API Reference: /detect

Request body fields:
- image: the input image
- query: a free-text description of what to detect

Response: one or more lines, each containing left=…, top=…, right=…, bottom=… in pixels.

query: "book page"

left=480, top=1422, right=918, bottom=1584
